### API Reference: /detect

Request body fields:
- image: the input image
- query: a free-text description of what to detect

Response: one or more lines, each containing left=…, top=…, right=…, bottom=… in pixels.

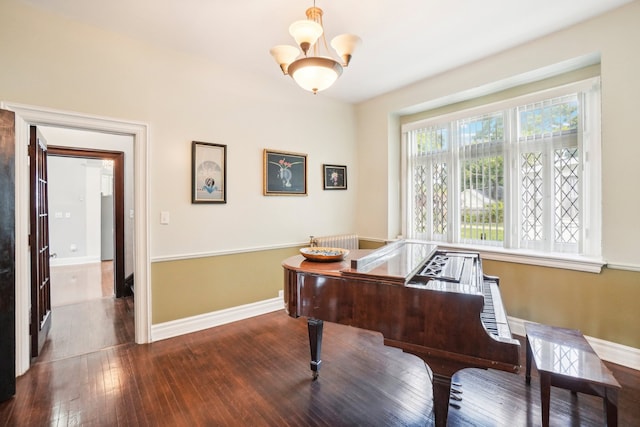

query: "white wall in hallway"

left=41, top=126, right=135, bottom=275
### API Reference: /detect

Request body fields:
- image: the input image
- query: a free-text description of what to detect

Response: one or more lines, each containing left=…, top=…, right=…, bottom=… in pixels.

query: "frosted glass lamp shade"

left=289, top=20, right=323, bottom=54
left=287, top=57, right=343, bottom=94
left=331, top=34, right=362, bottom=66
left=270, top=45, right=301, bottom=74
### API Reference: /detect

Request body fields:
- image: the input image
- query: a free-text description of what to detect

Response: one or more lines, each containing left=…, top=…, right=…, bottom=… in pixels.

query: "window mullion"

left=449, top=122, right=459, bottom=243
left=401, top=131, right=410, bottom=239
left=504, top=108, right=515, bottom=249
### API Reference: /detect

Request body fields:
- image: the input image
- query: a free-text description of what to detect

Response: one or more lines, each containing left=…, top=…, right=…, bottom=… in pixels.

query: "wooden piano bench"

left=524, top=322, right=621, bottom=427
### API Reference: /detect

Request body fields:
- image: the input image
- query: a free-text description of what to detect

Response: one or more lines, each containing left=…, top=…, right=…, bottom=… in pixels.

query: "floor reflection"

left=50, top=261, right=113, bottom=307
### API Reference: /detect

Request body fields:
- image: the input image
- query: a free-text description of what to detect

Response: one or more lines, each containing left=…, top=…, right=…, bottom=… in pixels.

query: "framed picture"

left=264, top=149, right=307, bottom=196
left=192, top=141, right=227, bottom=203
left=323, top=164, right=347, bottom=190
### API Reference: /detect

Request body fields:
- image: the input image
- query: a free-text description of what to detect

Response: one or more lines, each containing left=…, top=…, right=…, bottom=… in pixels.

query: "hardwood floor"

left=37, top=296, right=135, bottom=363
left=1, top=310, right=638, bottom=426
left=41, top=261, right=135, bottom=363
left=50, top=261, right=114, bottom=307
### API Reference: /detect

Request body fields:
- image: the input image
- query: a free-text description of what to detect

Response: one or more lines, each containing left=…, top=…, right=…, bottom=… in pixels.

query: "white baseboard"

left=150, top=297, right=639, bottom=372
left=151, top=290, right=285, bottom=342
left=509, top=317, right=640, bottom=371
left=50, top=256, right=101, bottom=267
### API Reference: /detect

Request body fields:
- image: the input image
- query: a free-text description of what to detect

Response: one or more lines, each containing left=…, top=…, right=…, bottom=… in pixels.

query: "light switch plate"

left=160, top=211, right=170, bottom=225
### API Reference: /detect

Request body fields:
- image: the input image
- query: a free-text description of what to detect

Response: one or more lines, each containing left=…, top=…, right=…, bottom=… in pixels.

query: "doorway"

left=1, top=102, right=151, bottom=376
left=46, top=144, right=128, bottom=299
left=35, top=134, right=133, bottom=362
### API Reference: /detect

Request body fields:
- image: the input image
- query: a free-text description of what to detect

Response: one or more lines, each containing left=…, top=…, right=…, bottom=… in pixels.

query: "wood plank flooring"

left=50, top=261, right=115, bottom=307
left=1, top=308, right=638, bottom=426
left=38, top=261, right=135, bottom=363
left=37, top=296, right=135, bottom=363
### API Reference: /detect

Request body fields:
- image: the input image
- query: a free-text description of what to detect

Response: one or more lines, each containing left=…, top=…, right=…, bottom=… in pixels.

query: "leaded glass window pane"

left=554, top=148, right=580, bottom=245
left=432, top=163, right=447, bottom=235
left=413, top=165, right=428, bottom=233
left=521, top=152, right=544, bottom=241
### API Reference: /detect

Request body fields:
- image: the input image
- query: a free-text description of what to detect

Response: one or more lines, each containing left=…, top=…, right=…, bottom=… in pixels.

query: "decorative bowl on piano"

left=300, top=247, right=349, bottom=262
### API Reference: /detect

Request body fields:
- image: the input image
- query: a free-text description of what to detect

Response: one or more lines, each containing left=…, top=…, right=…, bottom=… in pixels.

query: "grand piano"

left=282, top=240, right=520, bottom=426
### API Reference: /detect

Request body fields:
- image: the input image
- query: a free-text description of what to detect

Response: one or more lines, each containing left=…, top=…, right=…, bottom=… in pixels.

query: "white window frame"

left=401, top=77, right=604, bottom=273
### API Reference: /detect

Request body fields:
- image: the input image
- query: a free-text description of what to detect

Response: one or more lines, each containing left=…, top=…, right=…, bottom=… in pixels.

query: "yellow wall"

left=151, top=239, right=640, bottom=349
left=485, top=262, right=640, bottom=348
left=358, top=238, right=387, bottom=250
left=151, top=247, right=300, bottom=324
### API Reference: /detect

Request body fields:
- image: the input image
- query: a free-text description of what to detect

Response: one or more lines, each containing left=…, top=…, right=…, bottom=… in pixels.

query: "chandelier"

left=270, top=2, right=361, bottom=94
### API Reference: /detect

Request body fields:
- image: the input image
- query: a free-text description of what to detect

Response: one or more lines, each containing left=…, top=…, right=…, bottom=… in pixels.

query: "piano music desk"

left=525, top=322, right=620, bottom=427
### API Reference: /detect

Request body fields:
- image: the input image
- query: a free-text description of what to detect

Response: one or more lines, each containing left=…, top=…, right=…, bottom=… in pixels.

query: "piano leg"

left=307, top=318, right=323, bottom=380
left=432, top=373, right=453, bottom=427
left=525, top=335, right=532, bottom=385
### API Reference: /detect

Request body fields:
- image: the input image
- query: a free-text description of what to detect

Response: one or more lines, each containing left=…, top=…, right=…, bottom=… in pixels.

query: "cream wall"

left=0, top=0, right=359, bottom=260
left=354, top=1, right=640, bottom=268
left=354, top=2, right=640, bottom=348
left=0, top=0, right=359, bottom=323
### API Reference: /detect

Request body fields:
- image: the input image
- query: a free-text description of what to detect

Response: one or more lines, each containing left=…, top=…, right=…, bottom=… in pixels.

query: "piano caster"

left=310, top=364, right=321, bottom=381
left=310, top=359, right=322, bottom=381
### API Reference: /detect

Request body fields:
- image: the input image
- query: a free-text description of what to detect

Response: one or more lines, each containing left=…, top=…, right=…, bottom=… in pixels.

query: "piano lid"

left=341, top=240, right=438, bottom=285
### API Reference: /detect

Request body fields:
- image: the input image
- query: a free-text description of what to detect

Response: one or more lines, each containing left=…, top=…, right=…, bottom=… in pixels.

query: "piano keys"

left=282, top=240, right=520, bottom=427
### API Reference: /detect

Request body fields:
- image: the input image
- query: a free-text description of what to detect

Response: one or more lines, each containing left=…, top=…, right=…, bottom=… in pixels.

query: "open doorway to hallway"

left=2, top=101, right=150, bottom=377
left=36, top=126, right=135, bottom=363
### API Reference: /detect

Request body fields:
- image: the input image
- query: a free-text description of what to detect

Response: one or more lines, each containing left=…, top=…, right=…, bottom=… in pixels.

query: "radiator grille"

left=310, top=234, right=358, bottom=250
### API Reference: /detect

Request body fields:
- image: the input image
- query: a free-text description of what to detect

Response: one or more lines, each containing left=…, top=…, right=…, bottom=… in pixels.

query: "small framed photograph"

left=264, top=149, right=307, bottom=196
left=192, top=141, right=227, bottom=203
left=323, top=164, right=347, bottom=190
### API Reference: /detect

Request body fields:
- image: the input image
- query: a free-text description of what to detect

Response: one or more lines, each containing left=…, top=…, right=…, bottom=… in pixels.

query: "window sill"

left=428, top=242, right=605, bottom=273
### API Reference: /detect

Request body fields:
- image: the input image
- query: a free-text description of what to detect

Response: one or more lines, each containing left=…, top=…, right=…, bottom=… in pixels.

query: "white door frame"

left=1, top=101, right=151, bottom=376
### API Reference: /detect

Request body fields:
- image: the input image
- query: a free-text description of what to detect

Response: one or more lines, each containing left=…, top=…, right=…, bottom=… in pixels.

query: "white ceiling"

left=18, top=0, right=633, bottom=104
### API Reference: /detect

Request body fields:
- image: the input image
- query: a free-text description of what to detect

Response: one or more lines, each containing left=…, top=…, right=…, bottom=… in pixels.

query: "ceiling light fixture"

left=270, top=1, right=362, bottom=95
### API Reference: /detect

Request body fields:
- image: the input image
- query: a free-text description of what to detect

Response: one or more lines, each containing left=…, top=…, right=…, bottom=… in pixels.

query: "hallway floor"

left=50, top=261, right=114, bottom=307
left=38, top=261, right=135, bottom=363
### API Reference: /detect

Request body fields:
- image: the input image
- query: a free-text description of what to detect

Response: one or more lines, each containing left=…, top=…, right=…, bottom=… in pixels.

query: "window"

left=402, top=78, right=602, bottom=265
